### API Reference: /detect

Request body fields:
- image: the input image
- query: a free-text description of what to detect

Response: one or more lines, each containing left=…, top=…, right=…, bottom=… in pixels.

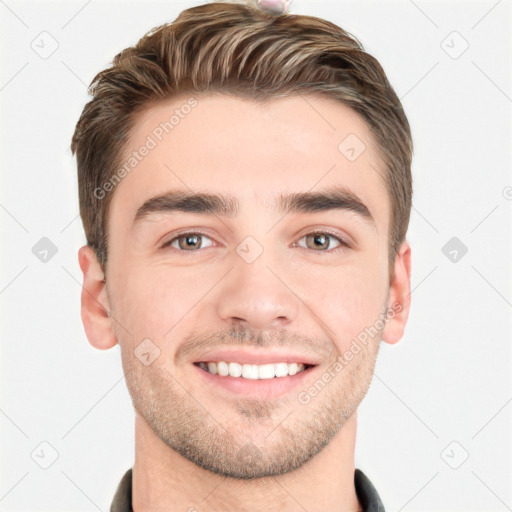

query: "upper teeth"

left=198, top=361, right=307, bottom=379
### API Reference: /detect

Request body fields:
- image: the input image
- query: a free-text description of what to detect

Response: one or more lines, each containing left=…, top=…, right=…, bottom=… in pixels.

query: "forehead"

left=108, top=92, right=389, bottom=233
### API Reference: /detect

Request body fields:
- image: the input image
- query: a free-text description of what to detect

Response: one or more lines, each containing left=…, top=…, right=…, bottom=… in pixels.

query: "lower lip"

left=193, top=363, right=317, bottom=399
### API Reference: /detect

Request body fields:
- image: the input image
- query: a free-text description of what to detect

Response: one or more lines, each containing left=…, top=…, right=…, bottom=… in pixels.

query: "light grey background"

left=1, top=0, right=511, bottom=510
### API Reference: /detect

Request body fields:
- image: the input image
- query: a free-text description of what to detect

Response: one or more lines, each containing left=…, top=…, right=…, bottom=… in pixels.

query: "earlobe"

left=382, top=241, right=412, bottom=345
left=78, top=245, right=118, bottom=350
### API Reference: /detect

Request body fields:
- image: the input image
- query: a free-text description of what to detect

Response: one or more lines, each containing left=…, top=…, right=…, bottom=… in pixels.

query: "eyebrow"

left=133, top=186, right=375, bottom=227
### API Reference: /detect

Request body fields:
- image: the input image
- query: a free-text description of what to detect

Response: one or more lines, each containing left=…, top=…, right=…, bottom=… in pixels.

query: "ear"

left=382, top=240, right=412, bottom=345
left=78, top=245, right=117, bottom=350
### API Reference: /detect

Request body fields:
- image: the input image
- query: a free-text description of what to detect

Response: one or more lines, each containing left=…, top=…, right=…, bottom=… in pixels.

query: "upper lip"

left=193, top=348, right=321, bottom=366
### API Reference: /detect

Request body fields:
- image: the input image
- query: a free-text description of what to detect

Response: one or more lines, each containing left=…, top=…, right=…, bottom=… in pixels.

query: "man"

left=72, top=1, right=413, bottom=510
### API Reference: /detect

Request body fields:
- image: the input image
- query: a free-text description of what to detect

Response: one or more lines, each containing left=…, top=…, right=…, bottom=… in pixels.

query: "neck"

left=132, top=411, right=362, bottom=512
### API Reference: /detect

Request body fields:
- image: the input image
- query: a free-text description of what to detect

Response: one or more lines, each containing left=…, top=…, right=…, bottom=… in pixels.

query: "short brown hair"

left=71, top=0, right=413, bottom=276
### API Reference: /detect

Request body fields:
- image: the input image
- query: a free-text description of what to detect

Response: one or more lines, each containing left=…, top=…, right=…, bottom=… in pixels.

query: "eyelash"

left=160, top=230, right=350, bottom=255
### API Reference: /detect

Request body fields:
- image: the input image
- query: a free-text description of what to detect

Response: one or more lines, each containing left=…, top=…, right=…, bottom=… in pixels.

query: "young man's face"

left=79, top=93, right=411, bottom=478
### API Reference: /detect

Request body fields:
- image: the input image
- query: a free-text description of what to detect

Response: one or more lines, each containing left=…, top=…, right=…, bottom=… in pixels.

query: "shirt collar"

left=111, top=467, right=385, bottom=511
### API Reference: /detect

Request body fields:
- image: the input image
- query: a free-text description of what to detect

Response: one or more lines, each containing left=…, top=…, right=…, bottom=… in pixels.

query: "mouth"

left=194, top=361, right=314, bottom=379
left=192, top=359, right=318, bottom=399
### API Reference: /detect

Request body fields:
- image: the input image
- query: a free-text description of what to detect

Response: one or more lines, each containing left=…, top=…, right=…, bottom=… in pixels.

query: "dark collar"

left=354, top=468, right=386, bottom=511
left=111, top=467, right=385, bottom=511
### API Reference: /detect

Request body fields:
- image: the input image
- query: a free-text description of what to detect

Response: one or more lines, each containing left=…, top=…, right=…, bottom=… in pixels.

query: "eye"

left=160, top=230, right=350, bottom=254
left=161, top=232, right=214, bottom=251
left=294, top=231, right=349, bottom=254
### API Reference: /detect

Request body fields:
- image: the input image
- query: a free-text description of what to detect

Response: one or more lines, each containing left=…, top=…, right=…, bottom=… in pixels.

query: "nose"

left=215, top=248, right=300, bottom=331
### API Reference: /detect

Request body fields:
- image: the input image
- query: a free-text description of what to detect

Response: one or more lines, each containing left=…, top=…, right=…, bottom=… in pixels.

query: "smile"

left=193, top=360, right=317, bottom=399
left=195, top=361, right=313, bottom=379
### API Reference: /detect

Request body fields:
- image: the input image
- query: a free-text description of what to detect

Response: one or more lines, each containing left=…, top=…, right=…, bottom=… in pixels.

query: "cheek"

left=109, top=263, right=213, bottom=338
left=293, top=258, right=388, bottom=350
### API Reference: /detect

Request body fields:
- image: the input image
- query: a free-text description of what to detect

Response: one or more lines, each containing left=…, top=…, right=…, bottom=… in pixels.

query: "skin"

left=78, top=92, right=411, bottom=511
